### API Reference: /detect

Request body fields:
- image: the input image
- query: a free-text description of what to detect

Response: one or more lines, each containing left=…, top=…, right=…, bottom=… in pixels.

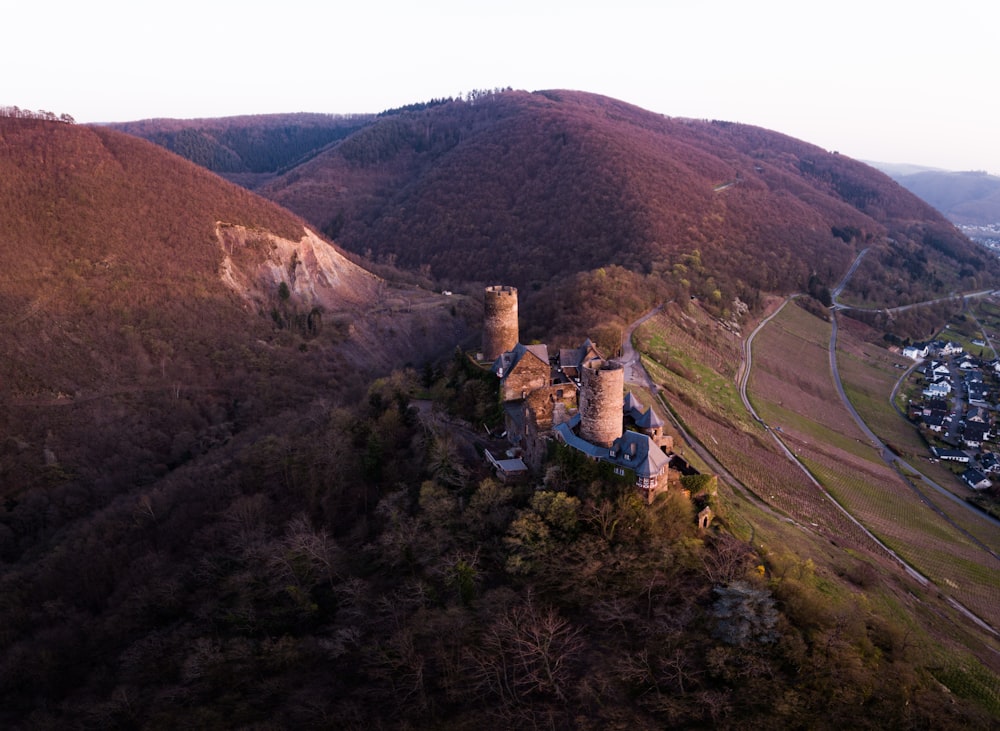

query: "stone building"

left=558, top=338, right=604, bottom=380
left=624, top=392, right=673, bottom=450
left=483, top=284, right=691, bottom=501
left=493, top=343, right=552, bottom=402
left=493, top=342, right=577, bottom=470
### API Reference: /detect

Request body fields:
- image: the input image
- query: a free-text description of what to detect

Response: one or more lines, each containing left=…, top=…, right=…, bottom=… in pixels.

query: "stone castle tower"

left=580, top=360, right=624, bottom=448
left=483, top=285, right=519, bottom=361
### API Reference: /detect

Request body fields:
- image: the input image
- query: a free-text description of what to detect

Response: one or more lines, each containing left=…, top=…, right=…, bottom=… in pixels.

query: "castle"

left=482, top=285, right=685, bottom=502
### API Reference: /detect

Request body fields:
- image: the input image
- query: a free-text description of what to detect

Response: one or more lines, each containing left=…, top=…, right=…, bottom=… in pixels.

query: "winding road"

left=625, top=248, right=1000, bottom=633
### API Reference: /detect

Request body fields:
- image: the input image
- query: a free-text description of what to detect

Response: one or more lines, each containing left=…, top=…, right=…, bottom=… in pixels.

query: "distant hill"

left=871, top=164, right=1000, bottom=226
left=106, top=112, right=373, bottom=189
left=0, top=117, right=461, bottom=492
left=109, top=91, right=1000, bottom=343
left=253, top=90, right=997, bottom=329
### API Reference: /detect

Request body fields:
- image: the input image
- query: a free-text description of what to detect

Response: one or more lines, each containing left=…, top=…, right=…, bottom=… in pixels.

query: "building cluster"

left=907, top=339, right=1000, bottom=492
left=480, top=286, right=695, bottom=503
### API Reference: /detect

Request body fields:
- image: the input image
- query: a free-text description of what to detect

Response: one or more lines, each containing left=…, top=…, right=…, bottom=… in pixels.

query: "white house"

left=962, top=468, right=992, bottom=491
left=922, top=379, right=952, bottom=398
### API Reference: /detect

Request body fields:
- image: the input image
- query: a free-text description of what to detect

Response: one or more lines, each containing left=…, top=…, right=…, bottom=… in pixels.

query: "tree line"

left=0, top=106, right=74, bottom=123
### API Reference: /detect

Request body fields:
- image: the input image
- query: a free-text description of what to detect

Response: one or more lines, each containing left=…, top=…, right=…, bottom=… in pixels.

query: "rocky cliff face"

left=216, top=223, right=380, bottom=312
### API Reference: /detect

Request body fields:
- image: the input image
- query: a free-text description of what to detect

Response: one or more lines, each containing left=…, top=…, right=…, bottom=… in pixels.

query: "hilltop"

left=111, top=91, right=1000, bottom=344
left=253, top=91, right=997, bottom=325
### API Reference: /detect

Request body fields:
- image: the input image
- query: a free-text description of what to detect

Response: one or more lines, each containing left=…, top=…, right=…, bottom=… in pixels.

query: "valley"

left=2, top=94, right=1000, bottom=728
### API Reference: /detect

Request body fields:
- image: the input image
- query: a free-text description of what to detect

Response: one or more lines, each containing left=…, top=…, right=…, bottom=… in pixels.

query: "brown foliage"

left=255, top=90, right=997, bottom=328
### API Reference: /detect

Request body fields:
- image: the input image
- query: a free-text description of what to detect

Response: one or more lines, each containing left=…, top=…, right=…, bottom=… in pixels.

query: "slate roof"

left=635, top=407, right=664, bottom=429
left=931, top=446, right=970, bottom=462
left=558, top=338, right=604, bottom=375
left=492, top=342, right=549, bottom=377
left=962, top=468, right=992, bottom=490
left=963, top=422, right=990, bottom=443
left=624, top=392, right=664, bottom=429
left=553, top=414, right=669, bottom=481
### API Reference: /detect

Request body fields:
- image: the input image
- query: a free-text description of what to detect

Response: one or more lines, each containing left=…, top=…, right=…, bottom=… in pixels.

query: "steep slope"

left=258, top=90, right=998, bottom=323
left=0, top=118, right=454, bottom=493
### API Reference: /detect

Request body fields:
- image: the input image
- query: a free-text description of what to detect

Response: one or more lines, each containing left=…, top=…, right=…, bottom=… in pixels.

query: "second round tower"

left=579, top=359, right=624, bottom=448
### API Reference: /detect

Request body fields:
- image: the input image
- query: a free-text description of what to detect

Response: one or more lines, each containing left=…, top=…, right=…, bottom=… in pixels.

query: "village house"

left=962, top=467, right=993, bottom=491
left=929, top=362, right=950, bottom=378
left=968, top=384, right=990, bottom=406
left=921, top=412, right=946, bottom=433
left=978, top=452, right=1000, bottom=475
left=922, top=378, right=952, bottom=398
left=966, top=405, right=990, bottom=424
left=962, top=421, right=990, bottom=450
left=921, top=398, right=949, bottom=415
left=931, top=446, right=970, bottom=463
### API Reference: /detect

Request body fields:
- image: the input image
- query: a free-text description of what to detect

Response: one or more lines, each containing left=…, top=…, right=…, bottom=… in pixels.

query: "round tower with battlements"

left=483, top=285, right=519, bottom=361
left=580, top=360, right=624, bottom=448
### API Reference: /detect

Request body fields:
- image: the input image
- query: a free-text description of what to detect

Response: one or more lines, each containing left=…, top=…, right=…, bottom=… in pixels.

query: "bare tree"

left=466, top=593, right=584, bottom=707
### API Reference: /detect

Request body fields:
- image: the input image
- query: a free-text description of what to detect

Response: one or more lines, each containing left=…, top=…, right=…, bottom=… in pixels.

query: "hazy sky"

left=5, top=0, right=998, bottom=173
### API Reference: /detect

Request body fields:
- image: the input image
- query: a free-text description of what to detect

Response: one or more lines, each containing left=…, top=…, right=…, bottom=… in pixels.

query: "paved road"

left=828, top=278, right=1000, bottom=547
left=738, top=247, right=1000, bottom=601
left=617, top=303, right=664, bottom=389
left=733, top=288, right=931, bottom=585
left=615, top=303, right=789, bottom=536
left=624, top=273, right=1000, bottom=610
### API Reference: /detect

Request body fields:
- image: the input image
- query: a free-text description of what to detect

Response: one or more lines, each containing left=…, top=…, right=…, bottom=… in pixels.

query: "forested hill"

left=106, top=112, right=373, bottom=187
left=0, top=117, right=415, bottom=493
left=253, top=90, right=998, bottom=314
left=882, top=168, right=1000, bottom=227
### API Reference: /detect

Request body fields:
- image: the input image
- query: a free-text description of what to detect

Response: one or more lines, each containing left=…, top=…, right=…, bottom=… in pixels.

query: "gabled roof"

left=558, top=338, right=604, bottom=372
left=922, top=413, right=945, bottom=427
left=624, top=392, right=664, bottom=429
left=963, top=422, right=990, bottom=441
left=610, top=430, right=670, bottom=479
left=635, top=407, right=664, bottom=429
left=979, top=452, right=1000, bottom=470
left=931, top=446, right=970, bottom=461
left=962, top=468, right=992, bottom=489
left=492, top=342, right=549, bottom=377
left=553, top=414, right=669, bottom=480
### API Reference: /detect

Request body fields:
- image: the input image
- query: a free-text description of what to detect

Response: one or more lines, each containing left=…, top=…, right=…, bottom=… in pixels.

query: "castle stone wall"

left=580, top=360, right=624, bottom=448
left=483, top=285, right=518, bottom=361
